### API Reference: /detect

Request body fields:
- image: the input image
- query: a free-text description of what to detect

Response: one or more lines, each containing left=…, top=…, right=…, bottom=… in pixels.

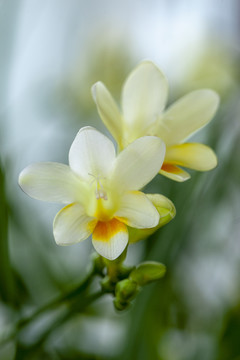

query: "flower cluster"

left=19, top=61, right=219, bottom=261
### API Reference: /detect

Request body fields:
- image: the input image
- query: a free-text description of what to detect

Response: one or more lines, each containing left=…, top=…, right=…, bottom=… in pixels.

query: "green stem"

left=14, top=290, right=105, bottom=359
left=0, top=266, right=99, bottom=346
left=17, top=267, right=94, bottom=329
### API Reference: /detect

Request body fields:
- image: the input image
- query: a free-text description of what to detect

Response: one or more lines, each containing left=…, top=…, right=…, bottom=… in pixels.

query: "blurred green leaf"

left=0, top=162, right=15, bottom=304
left=216, top=302, right=240, bottom=360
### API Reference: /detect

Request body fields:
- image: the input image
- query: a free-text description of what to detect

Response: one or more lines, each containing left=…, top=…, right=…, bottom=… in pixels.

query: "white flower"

left=92, top=61, right=220, bottom=182
left=19, top=127, right=167, bottom=260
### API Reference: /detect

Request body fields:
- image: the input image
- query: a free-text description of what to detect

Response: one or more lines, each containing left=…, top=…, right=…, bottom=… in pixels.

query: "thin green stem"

left=0, top=267, right=100, bottom=346
left=17, top=265, right=95, bottom=329
left=14, top=290, right=105, bottom=359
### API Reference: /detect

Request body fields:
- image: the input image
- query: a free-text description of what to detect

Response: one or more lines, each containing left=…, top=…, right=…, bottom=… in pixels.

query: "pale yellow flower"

left=19, top=126, right=171, bottom=260
left=92, top=61, right=219, bottom=181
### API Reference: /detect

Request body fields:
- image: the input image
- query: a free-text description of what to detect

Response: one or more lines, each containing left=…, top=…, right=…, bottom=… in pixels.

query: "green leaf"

left=130, top=261, right=166, bottom=286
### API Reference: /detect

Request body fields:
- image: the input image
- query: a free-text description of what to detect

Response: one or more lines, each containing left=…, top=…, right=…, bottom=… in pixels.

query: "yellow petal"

left=122, top=61, right=168, bottom=134
left=92, top=218, right=128, bottom=260
left=115, top=191, right=159, bottom=229
left=53, top=203, right=97, bottom=245
left=157, top=89, right=219, bottom=146
left=69, top=126, right=116, bottom=181
left=19, top=162, right=86, bottom=204
left=91, top=82, right=123, bottom=147
left=165, top=143, right=218, bottom=171
left=111, top=136, right=165, bottom=192
left=160, top=164, right=191, bottom=182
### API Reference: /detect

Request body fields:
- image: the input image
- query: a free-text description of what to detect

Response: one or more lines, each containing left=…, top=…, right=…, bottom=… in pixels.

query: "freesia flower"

left=92, top=61, right=220, bottom=181
left=19, top=126, right=170, bottom=260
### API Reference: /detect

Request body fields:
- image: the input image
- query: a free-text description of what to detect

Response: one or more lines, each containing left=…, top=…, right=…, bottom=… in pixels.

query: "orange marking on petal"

left=93, top=218, right=127, bottom=242
left=87, top=219, right=98, bottom=233
left=161, top=163, right=182, bottom=174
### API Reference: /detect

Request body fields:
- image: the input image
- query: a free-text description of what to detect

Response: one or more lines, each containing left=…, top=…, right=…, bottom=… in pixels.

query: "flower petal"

left=157, top=89, right=219, bottom=146
left=91, top=82, right=123, bottom=147
left=146, top=193, right=176, bottom=226
left=69, top=126, right=116, bottom=181
left=115, top=191, right=159, bottom=229
left=53, top=203, right=97, bottom=245
left=92, top=218, right=128, bottom=260
left=128, top=193, right=176, bottom=243
left=111, top=136, right=165, bottom=192
left=19, top=162, right=85, bottom=203
left=122, top=61, right=168, bottom=131
left=160, top=164, right=191, bottom=182
left=164, top=143, right=217, bottom=171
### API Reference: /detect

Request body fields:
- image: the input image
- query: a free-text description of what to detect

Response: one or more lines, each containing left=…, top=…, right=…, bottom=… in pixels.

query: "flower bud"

left=115, top=279, right=139, bottom=302
left=113, top=298, right=130, bottom=311
left=128, top=194, right=176, bottom=243
left=130, top=261, right=166, bottom=286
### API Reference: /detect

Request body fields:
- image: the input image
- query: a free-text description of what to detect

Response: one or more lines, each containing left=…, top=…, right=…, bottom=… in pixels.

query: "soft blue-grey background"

left=0, top=1, right=239, bottom=359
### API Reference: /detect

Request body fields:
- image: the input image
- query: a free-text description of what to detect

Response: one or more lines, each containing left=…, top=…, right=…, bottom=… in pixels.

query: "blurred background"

left=0, top=0, right=240, bottom=359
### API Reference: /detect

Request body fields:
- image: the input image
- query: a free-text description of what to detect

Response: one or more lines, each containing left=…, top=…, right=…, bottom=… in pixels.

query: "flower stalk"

left=1, top=252, right=166, bottom=351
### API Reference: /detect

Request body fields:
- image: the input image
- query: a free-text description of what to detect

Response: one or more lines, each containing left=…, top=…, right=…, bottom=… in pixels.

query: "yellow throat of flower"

left=86, top=174, right=118, bottom=222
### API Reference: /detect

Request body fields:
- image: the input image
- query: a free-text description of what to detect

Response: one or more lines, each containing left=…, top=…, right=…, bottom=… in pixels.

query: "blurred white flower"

left=92, top=61, right=219, bottom=182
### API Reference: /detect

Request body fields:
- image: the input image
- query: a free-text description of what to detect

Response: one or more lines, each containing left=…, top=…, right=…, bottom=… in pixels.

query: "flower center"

left=88, top=173, right=108, bottom=200
left=86, top=173, right=118, bottom=222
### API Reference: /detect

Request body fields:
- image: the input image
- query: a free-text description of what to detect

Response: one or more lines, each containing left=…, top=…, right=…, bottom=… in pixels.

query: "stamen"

left=95, top=188, right=108, bottom=200
left=88, top=173, right=108, bottom=200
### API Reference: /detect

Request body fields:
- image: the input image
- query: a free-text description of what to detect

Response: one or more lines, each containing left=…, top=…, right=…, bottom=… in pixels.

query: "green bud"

left=115, top=279, right=139, bottom=302
left=130, top=261, right=166, bottom=286
left=129, top=194, right=176, bottom=243
left=113, top=298, right=130, bottom=311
